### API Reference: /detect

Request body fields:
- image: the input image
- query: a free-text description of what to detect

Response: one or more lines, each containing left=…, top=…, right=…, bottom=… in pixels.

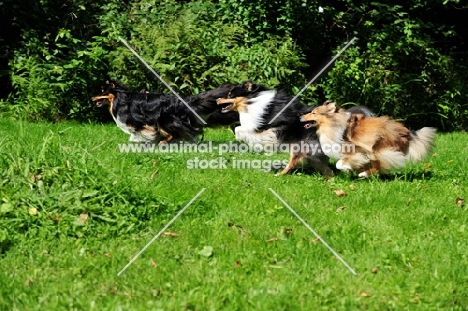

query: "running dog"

left=217, top=81, right=375, bottom=177
left=300, top=101, right=436, bottom=177
left=92, top=80, right=205, bottom=144
left=92, top=81, right=239, bottom=144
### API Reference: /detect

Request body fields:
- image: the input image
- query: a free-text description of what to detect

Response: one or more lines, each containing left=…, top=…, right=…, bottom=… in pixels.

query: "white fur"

left=317, top=114, right=350, bottom=160
left=336, top=159, right=352, bottom=172
left=115, top=116, right=157, bottom=143
left=375, top=149, right=407, bottom=172
left=407, top=127, right=437, bottom=162
left=358, top=171, right=369, bottom=178
left=129, top=131, right=156, bottom=143
left=238, top=90, right=276, bottom=131
left=235, top=127, right=278, bottom=146
left=319, top=133, right=346, bottom=160
left=129, top=133, right=144, bottom=142
left=115, top=116, right=132, bottom=135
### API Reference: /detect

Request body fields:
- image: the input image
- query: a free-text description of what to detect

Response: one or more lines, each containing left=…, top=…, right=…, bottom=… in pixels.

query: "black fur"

left=93, top=81, right=203, bottom=143
left=189, top=83, right=240, bottom=130
left=93, top=81, right=241, bottom=143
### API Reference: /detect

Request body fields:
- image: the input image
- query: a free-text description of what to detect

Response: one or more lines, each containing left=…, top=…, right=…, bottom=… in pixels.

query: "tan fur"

left=301, top=102, right=436, bottom=176
left=157, top=123, right=173, bottom=145
left=217, top=97, right=249, bottom=113
left=92, top=94, right=115, bottom=118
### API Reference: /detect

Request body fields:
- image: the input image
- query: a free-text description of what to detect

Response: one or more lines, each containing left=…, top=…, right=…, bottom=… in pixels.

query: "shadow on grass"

left=379, top=170, right=433, bottom=181
left=343, top=170, right=434, bottom=182
left=271, top=165, right=434, bottom=182
left=0, top=240, right=14, bottom=256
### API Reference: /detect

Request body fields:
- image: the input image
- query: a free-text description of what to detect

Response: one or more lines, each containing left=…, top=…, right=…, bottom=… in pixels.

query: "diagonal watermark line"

left=117, top=188, right=206, bottom=276
left=268, top=37, right=357, bottom=124
left=118, top=37, right=207, bottom=125
left=268, top=188, right=357, bottom=275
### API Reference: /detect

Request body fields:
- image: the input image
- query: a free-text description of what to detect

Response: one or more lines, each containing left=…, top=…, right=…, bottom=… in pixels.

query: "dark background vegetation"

left=0, top=0, right=467, bottom=130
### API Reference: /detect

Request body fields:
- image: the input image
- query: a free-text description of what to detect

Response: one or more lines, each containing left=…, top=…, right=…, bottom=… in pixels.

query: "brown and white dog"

left=300, top=101, right=436, bottom=177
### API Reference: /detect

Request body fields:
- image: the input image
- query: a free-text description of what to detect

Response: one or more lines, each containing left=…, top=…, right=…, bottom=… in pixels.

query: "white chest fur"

left=318, top=132, right=344, bottom=159
left=115, top=116, right=148, bottom=142
left=115, top=116, right=132, bottom=135
left=238, top=90, right=276, bottom=131
left=235, top=127, right=278, bottom=146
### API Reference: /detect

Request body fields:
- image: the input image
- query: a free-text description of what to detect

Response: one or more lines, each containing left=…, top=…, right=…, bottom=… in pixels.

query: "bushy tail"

left=407, top=127, right=437, bottom=162
left=375, top=149, right=408, bottom=172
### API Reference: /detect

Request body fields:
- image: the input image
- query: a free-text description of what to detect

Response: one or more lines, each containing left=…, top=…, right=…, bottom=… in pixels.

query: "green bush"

left=4, top=1, right=115, bottom=122
left=8, top=36, right=108, bottom=122
left=318, top=2, right=468, bottom=130
left=103, top=1, right=307, bottom=94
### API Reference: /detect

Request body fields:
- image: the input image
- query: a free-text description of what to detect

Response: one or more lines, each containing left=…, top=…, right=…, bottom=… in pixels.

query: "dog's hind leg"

left=308, top=154, right=334, bottom=178
left=158, top=125, right=173, bottom=145
left=158, top=134, right=173, bottom=145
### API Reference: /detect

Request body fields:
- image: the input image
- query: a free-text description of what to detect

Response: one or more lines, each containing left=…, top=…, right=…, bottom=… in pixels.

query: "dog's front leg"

left=234, top=126, right=251, bottom=143
left=336, top=158, right=353, bottom=172
left=358, top=159, right=380, bottom=177
left=280, top=150, right=302, bottom=175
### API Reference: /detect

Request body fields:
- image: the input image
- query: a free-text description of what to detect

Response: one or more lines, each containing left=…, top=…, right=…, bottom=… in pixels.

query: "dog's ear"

left=325, top=101, right=339, bottom=113
left=242, top=80, right=253, bottom=91
left=106, top=80, right=116, bottom=88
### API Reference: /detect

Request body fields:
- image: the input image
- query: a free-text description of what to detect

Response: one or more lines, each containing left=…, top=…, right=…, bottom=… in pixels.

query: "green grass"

left=0, top=117, right=467, bottom=310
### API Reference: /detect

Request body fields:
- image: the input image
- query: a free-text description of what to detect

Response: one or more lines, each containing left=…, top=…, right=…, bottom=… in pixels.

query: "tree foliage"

left=0, top=0, right=467, bottom=130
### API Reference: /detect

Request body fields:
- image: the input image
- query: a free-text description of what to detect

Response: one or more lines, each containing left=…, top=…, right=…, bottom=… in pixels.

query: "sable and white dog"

left=300, top=101, right=436, bottom=177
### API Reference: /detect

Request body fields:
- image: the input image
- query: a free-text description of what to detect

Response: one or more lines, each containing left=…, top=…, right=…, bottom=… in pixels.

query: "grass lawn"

left=0, top=117, right=467, bottom=310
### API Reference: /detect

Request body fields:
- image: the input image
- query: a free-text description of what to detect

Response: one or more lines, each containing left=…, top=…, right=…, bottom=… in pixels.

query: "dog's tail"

left=407, top=127, right=437, bottom=162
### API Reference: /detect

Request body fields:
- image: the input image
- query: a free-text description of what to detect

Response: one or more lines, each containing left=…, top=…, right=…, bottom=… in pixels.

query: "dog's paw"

left=358, top=171, right=369, bottom=178
left=336, top=159, right=352, bottom=172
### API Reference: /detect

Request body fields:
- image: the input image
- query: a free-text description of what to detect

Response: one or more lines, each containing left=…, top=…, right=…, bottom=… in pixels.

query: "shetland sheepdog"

left=217, top=81, right=374, bottom=177
left=92, top=81, right=238, bottom=144
left=300, top=101, right=436, bottom=177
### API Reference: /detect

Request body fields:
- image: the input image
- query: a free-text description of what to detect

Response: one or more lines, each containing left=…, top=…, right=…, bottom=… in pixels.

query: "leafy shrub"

left=1, top=0, right=122, bottom=122
left=103, top=1, right=307, bottom=94
left=7, top=29, right=110, bottom=122
left=318, top=2, right=468, bottom=130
